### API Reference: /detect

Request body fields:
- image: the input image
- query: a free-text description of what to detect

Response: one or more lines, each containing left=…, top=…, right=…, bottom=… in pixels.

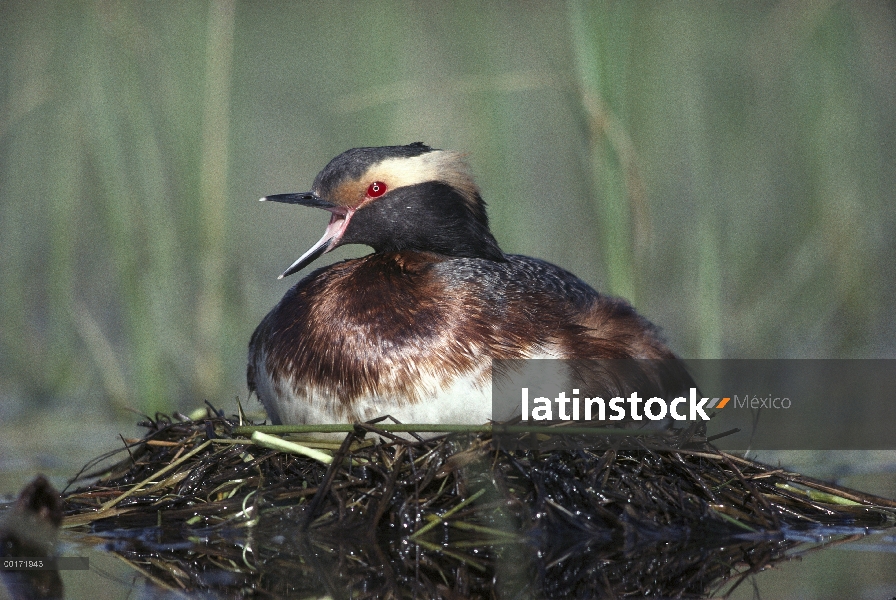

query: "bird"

left=248, top=142, right=693, bottom=427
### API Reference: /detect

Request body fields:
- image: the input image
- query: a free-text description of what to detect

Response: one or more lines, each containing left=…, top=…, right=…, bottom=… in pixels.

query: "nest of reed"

left=60, top=408, right=896, bottom=598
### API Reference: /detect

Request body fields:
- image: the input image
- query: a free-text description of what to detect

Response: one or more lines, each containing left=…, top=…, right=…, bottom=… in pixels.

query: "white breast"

left=252, top=346, right=565, bottom=430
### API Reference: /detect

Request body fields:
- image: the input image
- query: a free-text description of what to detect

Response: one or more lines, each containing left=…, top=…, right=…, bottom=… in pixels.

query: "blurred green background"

left=2, top=3, right=896, bottom=596
left=1, top=0, right=894, bottom=420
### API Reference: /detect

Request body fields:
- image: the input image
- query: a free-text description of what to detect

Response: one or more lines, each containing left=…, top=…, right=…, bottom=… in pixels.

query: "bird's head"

left=262, top=142, right=505, bottom=278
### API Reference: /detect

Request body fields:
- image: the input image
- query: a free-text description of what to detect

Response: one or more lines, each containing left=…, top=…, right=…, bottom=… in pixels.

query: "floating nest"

left=59, top=409, right=896, bottom=599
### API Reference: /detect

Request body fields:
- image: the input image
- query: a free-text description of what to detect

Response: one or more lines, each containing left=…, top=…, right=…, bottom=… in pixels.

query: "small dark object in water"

left=0, top=475, right=64, bottom=600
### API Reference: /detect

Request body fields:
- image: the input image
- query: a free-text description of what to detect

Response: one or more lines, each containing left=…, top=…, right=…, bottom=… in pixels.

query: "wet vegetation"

left=60, top=413, right=896, bottom=597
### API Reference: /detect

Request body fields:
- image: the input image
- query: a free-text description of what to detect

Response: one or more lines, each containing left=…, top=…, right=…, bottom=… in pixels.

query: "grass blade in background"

left=196, top=0, right=236, bottom=399
left=568, top=0, right=639, bottom=305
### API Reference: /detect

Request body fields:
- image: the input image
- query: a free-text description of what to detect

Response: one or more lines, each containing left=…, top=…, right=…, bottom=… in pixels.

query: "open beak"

left=260, top=192, right=356, bottom=279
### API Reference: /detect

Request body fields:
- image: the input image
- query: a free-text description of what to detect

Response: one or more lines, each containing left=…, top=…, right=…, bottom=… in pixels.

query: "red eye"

left=366, top=181, right=387, bottom=198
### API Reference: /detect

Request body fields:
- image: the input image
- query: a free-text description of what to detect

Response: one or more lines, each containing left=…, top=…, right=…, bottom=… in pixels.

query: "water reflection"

left=61, top=517, right=882, bottom=598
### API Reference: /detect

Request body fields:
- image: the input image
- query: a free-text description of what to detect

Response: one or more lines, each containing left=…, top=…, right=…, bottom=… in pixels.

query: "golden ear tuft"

left=364, top=150, right=481, bottom=209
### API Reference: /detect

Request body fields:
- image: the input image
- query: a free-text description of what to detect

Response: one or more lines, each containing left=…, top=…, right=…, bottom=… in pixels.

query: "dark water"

left=10, top=520, right=889, bottom=599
